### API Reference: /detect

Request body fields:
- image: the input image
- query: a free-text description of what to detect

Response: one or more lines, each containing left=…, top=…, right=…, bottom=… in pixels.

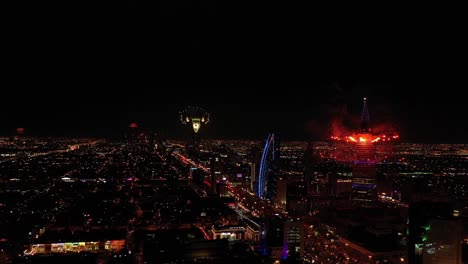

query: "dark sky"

left=1, top=1, right=466, bottom=142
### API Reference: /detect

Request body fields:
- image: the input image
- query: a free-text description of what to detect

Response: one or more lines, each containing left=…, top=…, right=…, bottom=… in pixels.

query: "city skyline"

left=1, top=94, right=465, bottom=143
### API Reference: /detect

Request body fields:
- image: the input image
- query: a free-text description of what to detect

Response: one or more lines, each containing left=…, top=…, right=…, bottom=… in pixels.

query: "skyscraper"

left=210, top=155, right=221, bottom=195
left=249, top=145, right=262, bottom=193
left=351, top=98, right=378, bottom=205
left=250, top=162, right=257, bottom=193
left=330, top=98, right=399, bottom=206
left=283, top=219, right=304, bottom=260
left=256, top=133, right=280, bottom=201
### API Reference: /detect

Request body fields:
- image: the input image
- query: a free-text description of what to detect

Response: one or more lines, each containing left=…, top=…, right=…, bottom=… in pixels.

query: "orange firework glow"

left=332, top=133, right=399, bottom=144
left=329, top=133, right=398, bottom=163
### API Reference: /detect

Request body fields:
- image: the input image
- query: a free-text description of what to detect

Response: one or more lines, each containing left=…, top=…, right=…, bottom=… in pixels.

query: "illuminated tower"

left=351, top=98, right=377, bottom=205
left=256, top=133, right=280, bottom=201
left=360, top=97, right=370, bottom=132
left=330, top=98, right=399, bottom=206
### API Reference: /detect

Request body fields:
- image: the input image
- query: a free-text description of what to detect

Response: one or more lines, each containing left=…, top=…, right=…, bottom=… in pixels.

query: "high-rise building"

left=186, top=134, right=200, bottom=161
left=286, top=180, right=307, bottom=216
left=250, top=162, right=257, bottom=193
left=351, top=137, right=377, bottom=204
left=210, top=155, right=222, bottom=195
left=283, top=219, right=304, bottom=260
left=256, top=133, right=280, bottom=201
left=261, top=214, right=284, bottom=257
left=330, top=98, right=399, bottom=206
left=261, top=216, right=304, bottom=261
left=249, top=146, right=262, bottom=193
left=351, top=98, right=378, bottom=205
left=276, top=177, right=287, bottom=208
left=408, top=201, right=462, bottom=264
left=217, top=177, right=229, bottom=197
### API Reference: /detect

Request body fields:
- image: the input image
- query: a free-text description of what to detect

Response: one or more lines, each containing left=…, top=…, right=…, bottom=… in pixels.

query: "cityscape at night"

left=1, top=97, right=467, bottom=264
left=2, top=1, right=467, bottom=264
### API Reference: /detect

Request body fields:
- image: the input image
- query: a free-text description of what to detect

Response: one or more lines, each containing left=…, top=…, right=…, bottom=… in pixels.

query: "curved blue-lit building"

left=256, top=133, right=280, bottom=200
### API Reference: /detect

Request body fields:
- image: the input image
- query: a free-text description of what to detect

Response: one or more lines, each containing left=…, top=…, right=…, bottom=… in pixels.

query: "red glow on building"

left=327, top=98, right=400, bottom=205
left=328, top=132, right=399, bottom=164
left=16, top=127, right=24, bottom=134
left=129, top=123, right=138, bottom=128
left=331, top=133, right=399, bottom=144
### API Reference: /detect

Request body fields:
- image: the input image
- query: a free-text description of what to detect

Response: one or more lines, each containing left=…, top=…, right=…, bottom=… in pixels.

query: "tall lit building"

left=351, top=98, right=378, bottom=204
left=331, top=98, right=399, bottom=206
left=256, top=133, right=280, bottom=201
left=408, top=201, right=462, bottom=264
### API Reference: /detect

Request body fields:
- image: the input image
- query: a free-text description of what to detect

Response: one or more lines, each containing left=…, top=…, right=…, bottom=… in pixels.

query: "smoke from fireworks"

left=306, top=87, right=400, bottom=140
left=306, top=84, right=401, bottom=162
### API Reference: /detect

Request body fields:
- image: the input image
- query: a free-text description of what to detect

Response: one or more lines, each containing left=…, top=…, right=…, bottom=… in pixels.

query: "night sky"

left=1, top=1, right=466, bottom=142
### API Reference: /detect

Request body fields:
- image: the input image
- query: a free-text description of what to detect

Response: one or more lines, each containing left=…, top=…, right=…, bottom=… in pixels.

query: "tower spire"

left=360, top=97, right=370, bottom=132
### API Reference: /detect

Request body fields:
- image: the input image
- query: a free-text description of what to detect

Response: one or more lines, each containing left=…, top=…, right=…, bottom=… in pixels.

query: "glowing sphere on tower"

left=179, top=106, right=210, bottom=133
